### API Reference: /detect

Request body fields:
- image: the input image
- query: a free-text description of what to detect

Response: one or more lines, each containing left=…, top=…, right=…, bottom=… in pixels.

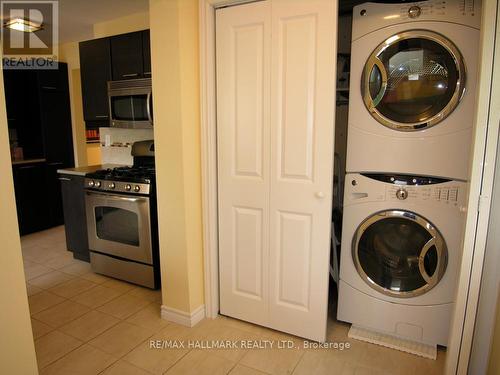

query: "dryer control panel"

left=352, top=0, right=481, bottom=41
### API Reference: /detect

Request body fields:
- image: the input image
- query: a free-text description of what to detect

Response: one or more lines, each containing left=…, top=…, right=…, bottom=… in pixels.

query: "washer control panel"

left=386, top=184, right=463, bottom=206
left=345, top=173, right=468, bottom=212
left=399, top=0, right=477, bottom=18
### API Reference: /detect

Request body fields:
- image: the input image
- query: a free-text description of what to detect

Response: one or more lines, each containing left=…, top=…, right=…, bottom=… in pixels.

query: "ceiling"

left=2, top=0, right=149, bottom=44
left=59, top=0, right=149, bottom=43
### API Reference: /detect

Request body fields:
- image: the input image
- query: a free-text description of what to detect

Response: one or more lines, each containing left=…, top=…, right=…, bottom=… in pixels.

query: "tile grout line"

left=289, top=349, right=307, bottom=375
left=36, top=333, right=86, bottom=371
left=36, top=293, right=162, bottom=372
left=158, top=347, right=194, bottom=375
left=35, top=287, right=158, bottom=340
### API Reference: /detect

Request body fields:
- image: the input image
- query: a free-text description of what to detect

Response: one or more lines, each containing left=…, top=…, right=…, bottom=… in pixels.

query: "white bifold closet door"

left=216, top=0, right=336, bottom=342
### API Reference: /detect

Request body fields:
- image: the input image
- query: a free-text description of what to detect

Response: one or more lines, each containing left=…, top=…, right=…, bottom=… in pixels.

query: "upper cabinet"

left=142, top=30, right=151, bottom=77
left=39, top=66, right=74, bottom=167
left=79, top=38, right=112, bottom=123
left=79, top=29, right=151, bottom=128
left=38, top=66, right=70, bottom=92
left=111, top=31, right=144, bottom=80
left=110, top=30, right=151, bottom=80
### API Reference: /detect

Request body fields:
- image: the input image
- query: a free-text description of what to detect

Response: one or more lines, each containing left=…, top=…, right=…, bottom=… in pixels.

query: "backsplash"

left=99, top=128, right=154, bottom=165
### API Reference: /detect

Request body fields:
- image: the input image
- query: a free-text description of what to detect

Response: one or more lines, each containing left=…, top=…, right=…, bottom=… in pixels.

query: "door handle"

left=58, top=177, right=72, bottom=181
left=86, top=191, right=145, bottom=203
left=122, top=73, right=139, bottom=78
left=146, top=91, right=153, bottom=124
left=95, top=115, right=108, bottom=119
left=362, top=56, right=388, bottom=109
left=315, top=192, right=325, bottom=199
left=418, top=237, right=440, bottom=285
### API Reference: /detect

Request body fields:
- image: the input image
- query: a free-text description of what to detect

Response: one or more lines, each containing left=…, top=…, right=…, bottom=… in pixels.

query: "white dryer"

left=346, top=0, right=481, bottom=181
left=337, top=173, right=467, bottom=346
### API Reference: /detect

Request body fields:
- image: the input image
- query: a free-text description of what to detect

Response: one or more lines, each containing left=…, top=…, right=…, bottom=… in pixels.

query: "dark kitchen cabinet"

left=6, top=63, right=74, bottom=236
left=45, top=163, right=65, bottom=228
left=142, top=30, right=151, bottom=77
left=38, top=64, right=74, bottom=228
left=12, top=163, right=50, bottom=235
left=79, top=30, right=151, bottom=130
left=59, top=173, right=90, bottom=261
left=79, top=38, right=112, bottom=123
left=4, top=70, right=25, bottom=125
left=38, top=66, right=69, bottom=92
left=111, top=31, right=144, bottom=80
left=5, top=70, right=44, bottom=159
left=39, top=72, right=75, bottom=167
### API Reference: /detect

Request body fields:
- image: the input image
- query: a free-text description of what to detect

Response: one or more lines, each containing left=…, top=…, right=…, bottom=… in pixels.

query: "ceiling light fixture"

left=4, top=18, right=43, bottom=33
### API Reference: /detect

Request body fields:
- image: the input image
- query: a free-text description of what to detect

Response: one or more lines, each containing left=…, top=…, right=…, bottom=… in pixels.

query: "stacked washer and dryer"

left=337, top=0, right=481, bottom=350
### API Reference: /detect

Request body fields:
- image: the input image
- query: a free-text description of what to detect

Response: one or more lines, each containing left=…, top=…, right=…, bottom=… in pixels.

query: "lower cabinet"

left=12, top=162, right=68, bottom=235
left=59, top=173, right=90, bottom=261
left=12, top=163, right=50, bottom=235
left=45, top=162, right=65, bottom=227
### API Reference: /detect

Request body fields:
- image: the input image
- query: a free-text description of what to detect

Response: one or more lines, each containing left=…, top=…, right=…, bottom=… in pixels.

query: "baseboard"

left=161, top=304, right=205, bottom=327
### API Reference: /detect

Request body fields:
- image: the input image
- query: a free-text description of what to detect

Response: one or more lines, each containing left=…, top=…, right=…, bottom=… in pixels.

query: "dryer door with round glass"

left=362, top=30, right=466, bottom=131
left=352, top=210, right=448, bottom=298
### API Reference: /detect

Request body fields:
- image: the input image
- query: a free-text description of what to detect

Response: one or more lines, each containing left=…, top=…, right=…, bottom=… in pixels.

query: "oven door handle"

left=86, top=191, right=146, bottom=203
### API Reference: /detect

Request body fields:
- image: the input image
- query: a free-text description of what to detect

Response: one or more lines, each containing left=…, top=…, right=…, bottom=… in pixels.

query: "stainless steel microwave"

left=107, top=78, right=153, bottom=129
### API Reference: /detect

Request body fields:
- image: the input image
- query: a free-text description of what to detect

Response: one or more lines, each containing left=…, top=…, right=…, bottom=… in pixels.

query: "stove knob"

left=95, top=181, right=101, bottom=188
left=125, top=184, right=132, bottom=191
left=396, top=188, right=408, bottom=200
left=88, top=180, right=95, bottom=187
left=134, top=185, right=141, bottom=192
left=108, top=182, right=115, bottom=189
left=408, top=5, right=421, bottom=18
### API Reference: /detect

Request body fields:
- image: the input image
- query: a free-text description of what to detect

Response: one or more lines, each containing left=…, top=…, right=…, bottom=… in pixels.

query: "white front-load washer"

left=346, top=0, right=481, bottom=181
left=337, top=173, right=467, bottom=346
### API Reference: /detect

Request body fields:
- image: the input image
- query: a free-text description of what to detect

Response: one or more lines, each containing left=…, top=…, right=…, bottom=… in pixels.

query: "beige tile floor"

left=22, top=226, right=445, bottom=375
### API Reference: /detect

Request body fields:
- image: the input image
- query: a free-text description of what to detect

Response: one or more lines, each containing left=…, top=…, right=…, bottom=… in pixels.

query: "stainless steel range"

left=84, top=140, right=159, bottom=289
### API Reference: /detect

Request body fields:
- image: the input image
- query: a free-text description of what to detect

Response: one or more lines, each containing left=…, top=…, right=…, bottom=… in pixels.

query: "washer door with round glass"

left=352, top=210, right=448, bottom=298
left=362, top=30, right=466, bottom=131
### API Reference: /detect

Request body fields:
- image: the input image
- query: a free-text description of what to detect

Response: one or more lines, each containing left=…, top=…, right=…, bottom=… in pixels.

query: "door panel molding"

left=216, top=0, right=271, bottom=326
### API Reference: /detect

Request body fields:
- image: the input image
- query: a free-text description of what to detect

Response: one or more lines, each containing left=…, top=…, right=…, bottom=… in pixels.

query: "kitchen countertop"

left=57, top=164, right=126, bottom=177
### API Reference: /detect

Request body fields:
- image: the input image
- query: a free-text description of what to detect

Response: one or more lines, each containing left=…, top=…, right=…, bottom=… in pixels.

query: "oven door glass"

left=86, top=191, right=153, bottom=264
left=111, top=94, right=149, bottom=122
left=95, top=207, right=139, bottom=246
